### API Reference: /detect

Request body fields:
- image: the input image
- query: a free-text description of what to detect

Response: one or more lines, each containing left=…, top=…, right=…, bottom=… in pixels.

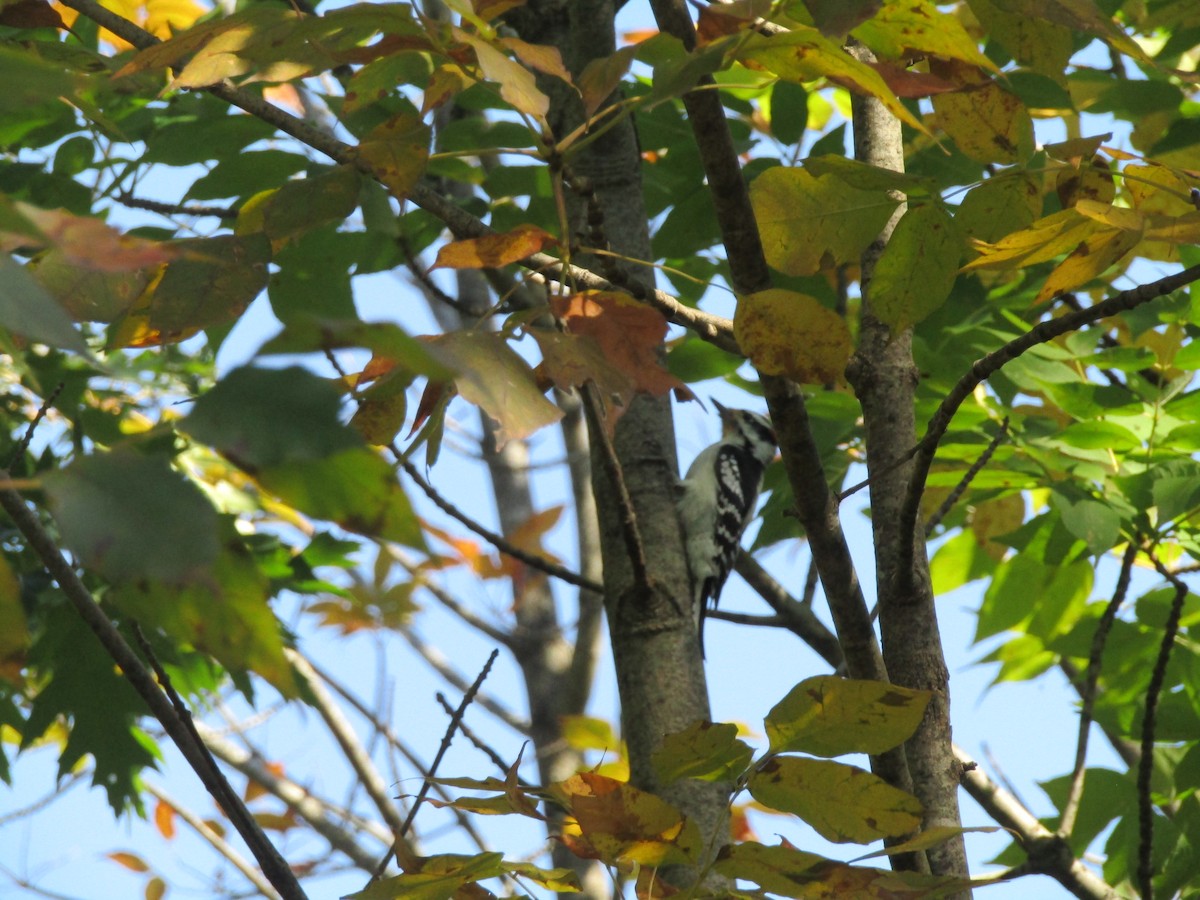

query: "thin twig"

left=923, top=417, right=1010, bottom=535
left=286, top=650, right=416, bottom=868
left=7, top=383, right=63, bottom=470
left=57, top=0, right=739, bottom=353
left=370, top=649, right=499, bottom=881
left=0, top=484, right=306, bottom=900
left=1138, top=549, right=1189, bottom=900
left=143, top=782, right=282, bottom=899
left=578, top=382, right=650, bottom=592
left=400, top=459, right=602, bottom=593
left=113, top=192, right=237, bottom=220
left=1060, top=542, right=1137, bottom=837
left=434, top=693, right=513, bottom=775
left=304, top=656, right=493, bottom=853
left=897, top=263, right=1200, bottom=594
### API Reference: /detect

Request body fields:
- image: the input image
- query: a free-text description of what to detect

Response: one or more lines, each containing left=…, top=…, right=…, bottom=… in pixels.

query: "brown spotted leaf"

left=355, top=110, right=431, bottom=201
left=734, top=289, right=851, bottom=385
left=930, top=59, right=1032, bottom=164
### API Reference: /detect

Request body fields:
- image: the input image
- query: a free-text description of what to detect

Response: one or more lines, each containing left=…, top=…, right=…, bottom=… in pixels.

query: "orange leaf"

left=432, top=224, right=558, bottom=269
left=17, top=205, right=176, bottom=272
left=153, top=799, right=176, bottom=839
left=108, top=851, right=150, bottom=873
left=550, top=291, right=686, bottom=399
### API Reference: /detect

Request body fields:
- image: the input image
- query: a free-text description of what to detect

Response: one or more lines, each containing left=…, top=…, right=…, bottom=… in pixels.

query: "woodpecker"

left=678, top=401, right=776, bottom=653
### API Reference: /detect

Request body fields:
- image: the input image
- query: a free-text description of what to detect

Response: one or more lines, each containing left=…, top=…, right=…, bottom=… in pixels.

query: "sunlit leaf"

left=651, top=721, right=754, bottom=783
left=734, top=289, right=851, bottom=384
left=432, top=224, right=558, bottom=269
left=748, top=756, right=922, bottom=843
left=852, top=0, right=996, bottom=71
left=765, top=675, right=932, bottom=756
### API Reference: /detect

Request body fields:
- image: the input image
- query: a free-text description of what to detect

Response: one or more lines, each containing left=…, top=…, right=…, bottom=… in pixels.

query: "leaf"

left=578, top=46, right=637, bottom=118
left=734, top=289, right=851, bottom=384
left=345, top=853, right=507, bottom=900
left=651, top=721, right=754, bottom=784
left=851, top=825, right=1001, bottom=862
left=804, top=154, right=938, bottom=194
left=765, top=675, right=932, bottom=756
left=968, top=0, right=1073, bottom=85
left=108, top=234, right=271, bottom=348
left=154, top=800, right=176, bottom=839
left=16, top=204, right=177, bottom=272
left=955, top=173, right=1043, bottom=247
left=500, top=861, right=581, bottom=892
left=1055, top=155, right=1115, bottom=209
left=552, top=772, right=704, bottom=867
left=852, top=0, right=996, bottom=71
left=962, top=208, right=1097, bottom=272
left=748, top=756, right=923, bottom=843
left=244, top=165, right=362, bottom=243
left=550, top=291, right=686, bottom=398
left=930, top=60, right=1033, bottom=164
left=107, top=851, right=150, bottom=873
left=751, top=166, right=901, bottom=276
left=714, top=841, right=825, bottom=896
left=0, top=0, right=66, bottom=29
left=0, top=43, right=90, bottom=112
left=1034, top=225, right=1141, bottom=304
left=432, top=224, right=558, bottom=269
left=110, top=539, right=299, bottom=696
left=0, top=255, right=90, bottom=354
left=462, top=33, right=550, bottom=122
left=0, top=556, right=27, bottom=683
left=738, top=29, right=925, bottom=133
left=355, top=109, right=431, bottom=201
left=868, top=203, right=961, bottom=331
left=184, top=366, right=361, bottom=471
left=427, top=331, right=563, bottom=447
left=44, top=448, right=221, bottom=584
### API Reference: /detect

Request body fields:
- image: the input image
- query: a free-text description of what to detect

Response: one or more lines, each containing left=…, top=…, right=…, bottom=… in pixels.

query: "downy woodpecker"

left=678, top=401, right=776, bottom=653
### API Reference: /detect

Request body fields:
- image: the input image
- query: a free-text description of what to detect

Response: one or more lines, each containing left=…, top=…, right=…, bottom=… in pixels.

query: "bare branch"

left=1139, top=549, right=1189, bottom=900
left=7, top=382, right=63, bottom=470
left=1060, top=543, right=1137, bottom=836
left=370, top=650, right=499, bottom=881
left=112, top=192, right=237, bottom=220
left=143, top=782, right=282, bottom=900
left=923, top=418, right=1010, bottom=536
left=733, top=552, right=843, bottom=670
left=286, top=650, right=416, bottom=869
left=955, top=746, right=1120, bottom=900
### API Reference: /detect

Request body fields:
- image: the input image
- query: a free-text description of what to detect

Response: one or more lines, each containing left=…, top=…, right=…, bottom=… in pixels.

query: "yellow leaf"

left=962, top=208, right=1097, bottom=271
left=462, top=33, right=549, bottom=122
left=734, top=289, right=851, bottom=385
left=144, top=0, right=206, bottom=38
left=355, top=110, right=431, bottom=201
left=931, top=60, right=1032, bottom=164
left=1074, top=199, right=1144, bottom=232
left=751, top=166, right=900, bottom=276
left=1034, top=225, right=1141, bottom=304
left=968, top=0, right=1073, bottom=85
left=1143, top=211, right=1200, bottom=246
left=852, top=0, right=996, bottom=71
left=1055, top=155, right=1115, bottom=208
left=738, top=28, right=926, bottom=134
left=956, top=172, right=1043, bottom=247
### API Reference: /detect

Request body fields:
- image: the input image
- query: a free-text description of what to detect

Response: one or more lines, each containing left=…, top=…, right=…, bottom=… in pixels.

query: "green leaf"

left=267, top=225, right=357, bottom=323
left=748, top=756, right=922, bottom=843
left=751, top=166, right=900, bottom=276
left=110, top=537, right=298, bottom=697
left=666, top=337, right=742, bottom=382
left=0, top=254, right=90, bottom=355
left=869, top=203, right=962, bottom=331
left=765, top=675, right=932, bottom=757
left=44, top=448, right=220, bottom=584
left=0, top=43, right=90, bottom=113
left=344, top=853, right=506, bottom=900
left=804, top=155, right=938, bottom=194
left=1054, top=420, right=1142, bottom=451
left=183, top=366, right=361, bottom=471
left=1050, top=492, right=1122, bottom=555
left=713, top=841, right=826, bottom=896
left=651, top=721, right=754, bottom=783
left=253, top=165, right=362, bottom=241
left=259, top=448, right=425, bottom=549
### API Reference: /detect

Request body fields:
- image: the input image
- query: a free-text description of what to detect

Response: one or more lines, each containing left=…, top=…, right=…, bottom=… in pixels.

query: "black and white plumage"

left=678, top=401, right=776, bottom=653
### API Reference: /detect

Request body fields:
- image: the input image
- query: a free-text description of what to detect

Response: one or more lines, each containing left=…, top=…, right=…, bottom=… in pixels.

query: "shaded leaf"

left=0, top=557, right=27, bottom=683
left=356, top=109, right=431, bottom=201
left=0, top=255, right=90, bottom=354
left=766, top=675, right=932, bottom=756
left=428, top=331, right=562, bottom=447
left=44, top=448, right=221, bottom=584
left=462, top=33, right=549, bottom=121
left=869, top=203, right=961, bottom=331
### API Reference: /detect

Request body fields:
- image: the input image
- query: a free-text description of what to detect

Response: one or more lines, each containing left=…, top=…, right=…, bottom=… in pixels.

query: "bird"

left=678, top=401, right=776, bottom=654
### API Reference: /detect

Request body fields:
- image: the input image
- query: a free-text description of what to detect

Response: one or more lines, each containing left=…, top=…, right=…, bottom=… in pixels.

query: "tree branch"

left=1060, top=542, right=1137, bottom=837
left=57, top=0, right=738, bottom=353
left=923, top=418, right=1010, bottom=536
left=733, top=552, right=844, bottom=670
left=955, top=746, right=1120, bottom=900
left=897, top=263, right=1200, bottom=593
left=0, top=478, right=307, bottom=900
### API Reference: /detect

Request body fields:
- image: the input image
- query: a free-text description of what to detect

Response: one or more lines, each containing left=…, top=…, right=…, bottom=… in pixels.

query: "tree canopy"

left=3, top=0, right=1200, bottom=898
